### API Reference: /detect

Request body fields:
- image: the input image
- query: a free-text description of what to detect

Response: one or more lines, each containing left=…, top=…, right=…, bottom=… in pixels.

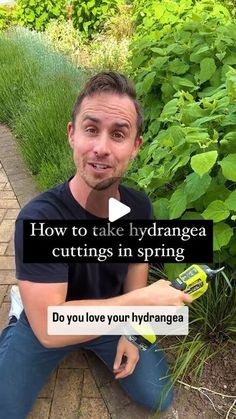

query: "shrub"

left=103, top=3, right=135, bottom=41
left=129, top=0, right=236, bottom=275
left=0, top=5, right=16, bottom=30
left=0, top=27, right=87, bottom=189
left=42, top=11, right=132, bottom=74
left=71, top=0, right=119, bottom=39
left=81, top=34, right=132, bottom=74
left=15, top=0, right=68, bottom=31
left=44, top=18, right=84, bottom=65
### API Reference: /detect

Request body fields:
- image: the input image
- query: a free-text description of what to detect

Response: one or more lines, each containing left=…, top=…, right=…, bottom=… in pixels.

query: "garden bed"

left=161, top=343, right=236, bottom=418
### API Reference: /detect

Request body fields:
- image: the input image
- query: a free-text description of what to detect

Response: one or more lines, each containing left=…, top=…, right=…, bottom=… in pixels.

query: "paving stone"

left=38, top=370, right=57, bottom=398
left=0, top=256, right=15, bottom=270
left=3, top=285, right=11, bottom=302
left=18, top=193, right=38, bottom=207
left=0, top=199, right=20, bottom=209
left=0, top=135, right=16, bottom=144
left=2, top=156, right=24, bottom=165
left=8, top=172, right=32, bottom=182
left=4, top=208, right=20, bottom=219
left=0, top=183, right=7, bottom=190
left=49, top=368, right=83, bottom=419
left=3, top=167, right=25, bottom=177
left=0, top=219, right=15, bottom=242
left=27, top=398, right=51, bottom=419
left=0, top=190, right=16, bottom=199
left=1, top=159, right=25, bottom=174
left=9, top=179, right=33, bottom=195
left=83, top=369, right=101, bottom=398
left=0, top=242, right=8, bottom=255
left=4, top=182, right=12, bottom=191
left=60, top=350, right=88, bottom=369
left=0, top=270, right=16, bottom=284
left=111, top=402, right=152, bottom=419
left=0, top=142, right=15, bottom=151
left=0, top=284, right=8, bottom=305
left=0, top=301, right=10, bottom=329
left=0, top=171, right=8, bottom=183
left=100, top=381, right=131, bottom=414
left=0, top=208, right=6, bottom=222
left=79, top=397, right=110, bottom=419
left=85, top=351, right=113, bottom=387
left=6, top=238, right=15, bottom=256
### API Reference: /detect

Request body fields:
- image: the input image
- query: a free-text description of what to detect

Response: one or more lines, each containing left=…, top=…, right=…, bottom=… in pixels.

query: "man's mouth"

left=88, top=162, right=112, bottom=171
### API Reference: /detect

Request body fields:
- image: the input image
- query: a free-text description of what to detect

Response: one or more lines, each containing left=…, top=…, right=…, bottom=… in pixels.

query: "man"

left=0, top=72, right=192, bottom=418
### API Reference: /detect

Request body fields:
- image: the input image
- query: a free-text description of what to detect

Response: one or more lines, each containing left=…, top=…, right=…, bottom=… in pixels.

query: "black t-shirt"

left=15, top=179, right=153, bottom=301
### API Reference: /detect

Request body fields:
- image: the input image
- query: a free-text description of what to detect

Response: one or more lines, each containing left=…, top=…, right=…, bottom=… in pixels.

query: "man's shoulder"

left=17, top=181, right=68, bottom=220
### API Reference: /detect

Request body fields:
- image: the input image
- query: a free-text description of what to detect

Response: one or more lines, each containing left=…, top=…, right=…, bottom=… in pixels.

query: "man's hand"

left=113, top=336, right=139, bottom=379
left=140, top=279, right=193, bottom=306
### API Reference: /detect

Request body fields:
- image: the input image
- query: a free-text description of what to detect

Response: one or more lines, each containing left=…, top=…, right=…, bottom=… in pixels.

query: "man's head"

left=71, top=72, right=143, bottom=140
left=68, top=71, right=143, bottom=191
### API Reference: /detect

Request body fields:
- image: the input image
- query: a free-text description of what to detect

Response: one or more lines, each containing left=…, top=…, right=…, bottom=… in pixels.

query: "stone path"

left=0, top=124, right=152, bottom=419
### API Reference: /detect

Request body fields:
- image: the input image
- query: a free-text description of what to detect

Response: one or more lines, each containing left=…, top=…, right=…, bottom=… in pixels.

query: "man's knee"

left=139, top=382, right=174, bottom=412
left=121, top=375, right=174, bottom=412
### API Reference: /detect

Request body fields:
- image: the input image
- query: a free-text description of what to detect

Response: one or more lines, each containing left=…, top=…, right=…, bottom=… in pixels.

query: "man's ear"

left=130, top=135, right=143, bottom=160
left=67, top=121, right=74, bottom=149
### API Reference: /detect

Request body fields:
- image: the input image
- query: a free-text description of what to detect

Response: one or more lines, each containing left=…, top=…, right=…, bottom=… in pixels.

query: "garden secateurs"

left=126, top=264, right=225, bottom=351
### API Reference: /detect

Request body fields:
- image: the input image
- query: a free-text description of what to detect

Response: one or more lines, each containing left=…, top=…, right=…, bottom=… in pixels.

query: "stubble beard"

left=80, top=159, right=121, bottom=191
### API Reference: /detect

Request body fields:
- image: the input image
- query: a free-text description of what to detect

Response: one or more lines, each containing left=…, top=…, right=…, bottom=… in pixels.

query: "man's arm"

left=18, top=274, right=192, bottom=349
left=123, top=263, right=148, bottom=293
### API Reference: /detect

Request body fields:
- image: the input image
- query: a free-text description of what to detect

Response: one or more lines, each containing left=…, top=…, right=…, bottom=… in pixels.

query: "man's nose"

left=93, top=133, right=111, bottom=156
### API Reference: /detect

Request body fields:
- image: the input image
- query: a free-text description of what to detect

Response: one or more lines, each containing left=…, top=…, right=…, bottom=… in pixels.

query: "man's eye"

left=85, top=127, right=97, bottom=134
left=113, top=132, right=124, bottom=140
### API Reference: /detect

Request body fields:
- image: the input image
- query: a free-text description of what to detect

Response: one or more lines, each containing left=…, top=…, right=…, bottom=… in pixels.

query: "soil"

left=157, top=341, right=236, bottom=419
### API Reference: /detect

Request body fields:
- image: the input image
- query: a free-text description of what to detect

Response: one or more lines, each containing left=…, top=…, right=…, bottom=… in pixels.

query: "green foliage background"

left=71, top=0, right=118, bottom=38
left=15, top=0, right=68, bottom=31
left=127, top=0, right=236, bottom=277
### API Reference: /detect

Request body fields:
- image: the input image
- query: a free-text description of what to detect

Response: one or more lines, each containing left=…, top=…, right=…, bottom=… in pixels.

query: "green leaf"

left=218, top=154, right=236, bottom=181
left=27, top=11, right=35, bottom=22
left=164, top=263, right=187, bottom=280
left=160, top=99, right=178, bottom=120
left=220, top=132, right=236, bottom=153
left=190, top=45, right=209, bottom=63
left=229, top=235, right=236, bottom=255
left=199, top=58, right=216, bottom=84
left=185, top=129, right=210, bottom=144
left=184, top=172, right=211, bottom=202
left=150, top=47, right=166, bottom=55
left=181, top=103, right=205, bottom=125
left=213, top=223, right=233, bottom=250
left=152, top=56, right=169, bottom=69
left=153, top=198, right=169, bottom=220
left=132, top=55, right=147, bottom=68
left=169, top=184, right=187, bottom=219
left=181, top=211, right=204, bottom=220
left=169, top=58, right=189, bottom=75
left=191, top=151, right=218, bottom=177
left=203, top=185, right=230, bottom=208
left=190, top=114, right=224, bottom=128
left=140, top=71, right=156, bottom=94
left=225, top=190, right=236, bottom=211
left=202, top=200, right=230, bottom=222
left=171, top=76, right=195, bottom=89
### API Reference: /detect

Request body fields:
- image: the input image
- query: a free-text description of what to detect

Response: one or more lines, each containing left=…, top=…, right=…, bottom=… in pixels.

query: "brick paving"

left=0, top=125, right=152, bottom=419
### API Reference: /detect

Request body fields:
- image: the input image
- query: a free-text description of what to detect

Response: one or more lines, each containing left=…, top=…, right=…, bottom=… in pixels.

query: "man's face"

left=68, top=92, right=142, bottom=190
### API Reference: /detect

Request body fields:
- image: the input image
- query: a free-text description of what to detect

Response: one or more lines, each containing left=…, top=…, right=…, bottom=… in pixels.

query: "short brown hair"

left=71, top=71, right=143, bottom=139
